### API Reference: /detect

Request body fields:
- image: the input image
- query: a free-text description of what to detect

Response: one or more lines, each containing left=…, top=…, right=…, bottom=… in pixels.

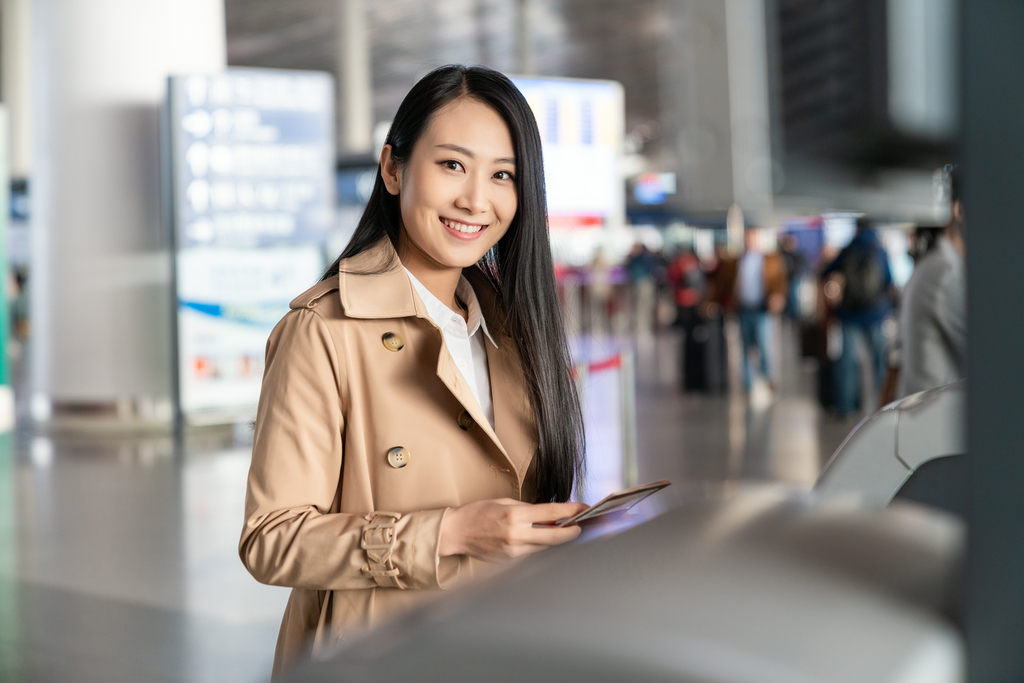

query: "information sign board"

left=167, top=68, right=334, bottom=421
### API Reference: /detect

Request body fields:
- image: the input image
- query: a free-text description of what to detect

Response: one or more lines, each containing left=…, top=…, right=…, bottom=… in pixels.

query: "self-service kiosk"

left=815, top=381, right=966, bottom=515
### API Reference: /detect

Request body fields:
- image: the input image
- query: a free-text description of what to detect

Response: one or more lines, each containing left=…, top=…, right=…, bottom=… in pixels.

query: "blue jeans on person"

left=738, top=307, right=769, bottom=391
left=837, top=319, right=887, bottom=417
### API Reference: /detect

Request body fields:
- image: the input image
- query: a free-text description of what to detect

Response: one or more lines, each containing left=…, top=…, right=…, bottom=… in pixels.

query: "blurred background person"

left=878, top=220, right=946, bottom=405
left=896, top=166, right=966, bottom=398
left=588, top=246, right=615, bottom=335
left=822, top=217, right=895, bottom=418
left=667, top=245, right=704, bottom=331
left=626, top=241, right=659, bottom=334
left=734, top=228, right=787, bottom=393
left=778, top=232, right=806, bottom=322
left=681, top=244, right=732, bottom=393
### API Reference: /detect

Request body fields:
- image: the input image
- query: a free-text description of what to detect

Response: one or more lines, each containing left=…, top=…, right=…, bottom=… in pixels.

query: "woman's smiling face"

left=383, top=97, right=518, bottom=273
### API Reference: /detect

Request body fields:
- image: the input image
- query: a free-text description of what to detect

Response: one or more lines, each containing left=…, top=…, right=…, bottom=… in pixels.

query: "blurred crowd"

left=556, top=169, right=966, bottom=419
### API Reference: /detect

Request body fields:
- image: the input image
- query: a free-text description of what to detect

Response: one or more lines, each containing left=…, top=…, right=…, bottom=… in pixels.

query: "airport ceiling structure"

left=224, top=0, right=669, bottom=149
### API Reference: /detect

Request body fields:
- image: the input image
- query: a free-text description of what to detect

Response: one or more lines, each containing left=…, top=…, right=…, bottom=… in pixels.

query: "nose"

left=454, top=172, right=488, bottom=216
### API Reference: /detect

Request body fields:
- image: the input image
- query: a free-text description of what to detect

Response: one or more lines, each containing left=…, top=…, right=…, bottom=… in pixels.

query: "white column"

left=516, top=0, right=535, bottom=75
left=30, top=0, right=225, bottom=419
left=2, top=0, right=33, bottom=178
left=336, top=0, right=372, bottom=155
left=725, top=0, right=775, bottom=212
left=0, top=107, right=12, bottom=432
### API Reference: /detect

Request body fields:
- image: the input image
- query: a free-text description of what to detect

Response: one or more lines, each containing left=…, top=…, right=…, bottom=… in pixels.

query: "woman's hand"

left=439, top=498, right=590, bottom=563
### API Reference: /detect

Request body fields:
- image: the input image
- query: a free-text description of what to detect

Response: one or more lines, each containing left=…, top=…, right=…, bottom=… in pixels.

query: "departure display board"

left=511, top=77, right=624, bottom=230
left=167, top=68, right=334, bottom=421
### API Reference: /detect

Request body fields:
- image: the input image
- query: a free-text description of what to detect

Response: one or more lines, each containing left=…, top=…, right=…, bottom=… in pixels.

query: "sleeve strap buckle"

left=360, top=511, right=404, bottom=588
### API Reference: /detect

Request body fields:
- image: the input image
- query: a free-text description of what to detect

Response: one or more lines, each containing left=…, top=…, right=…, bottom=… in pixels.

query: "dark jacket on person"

left=822, top=228, right=893, bottom=325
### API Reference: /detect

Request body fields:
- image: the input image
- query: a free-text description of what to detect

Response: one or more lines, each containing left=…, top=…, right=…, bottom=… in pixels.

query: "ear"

left=380, top=144, right=402, bottom=196
left=952, top=199, right=964, bottom=224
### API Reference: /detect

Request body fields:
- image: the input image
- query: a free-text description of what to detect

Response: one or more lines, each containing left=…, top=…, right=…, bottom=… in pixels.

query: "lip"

left=440, top=216, right=489, bottom=241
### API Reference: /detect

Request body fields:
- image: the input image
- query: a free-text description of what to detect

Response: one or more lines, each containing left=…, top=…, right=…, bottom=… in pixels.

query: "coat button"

left=382, top=332, right=404, bottom=352
left=457, top=410, right=475, bottom=431
left=387, top=446, right=410, bottom=468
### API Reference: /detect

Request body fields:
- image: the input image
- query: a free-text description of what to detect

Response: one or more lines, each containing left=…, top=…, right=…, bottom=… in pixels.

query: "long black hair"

left=322, top=65, right=584, bottom=503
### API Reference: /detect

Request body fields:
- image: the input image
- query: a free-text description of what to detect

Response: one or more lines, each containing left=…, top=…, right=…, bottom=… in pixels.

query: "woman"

left=239, top=65, right=588, bottom=678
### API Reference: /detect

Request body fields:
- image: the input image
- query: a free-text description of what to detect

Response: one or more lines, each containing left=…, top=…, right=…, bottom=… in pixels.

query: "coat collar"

left=336, top=238, right=421, bottom=320
left=404, top=267, right=498, bottom=349
left=337, top=237, right=504, bottom=346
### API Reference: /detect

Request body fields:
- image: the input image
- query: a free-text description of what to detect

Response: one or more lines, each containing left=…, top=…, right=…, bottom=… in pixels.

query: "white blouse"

left=405, top=268, right=496, bottom=429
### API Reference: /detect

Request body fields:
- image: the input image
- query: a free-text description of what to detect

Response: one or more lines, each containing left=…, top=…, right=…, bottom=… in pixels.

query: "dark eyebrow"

left=435, top=143, right=515, bottom=166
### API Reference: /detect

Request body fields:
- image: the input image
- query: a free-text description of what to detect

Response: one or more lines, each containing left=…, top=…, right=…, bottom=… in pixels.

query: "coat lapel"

left=433, top=342, right=510, bottom=463
left=483, top=339, right=536, bottom=485
left=336, top=240, right=419, bottom=319
left=337, top=239, right=536, bottom=483
left=463, top=267, right=537, bottom=485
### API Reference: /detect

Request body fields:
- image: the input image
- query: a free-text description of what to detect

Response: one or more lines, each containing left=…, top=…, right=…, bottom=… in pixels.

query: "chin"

left=441, top=249, right=490, bottom=269
left=438, top=237, right=499, bottom=266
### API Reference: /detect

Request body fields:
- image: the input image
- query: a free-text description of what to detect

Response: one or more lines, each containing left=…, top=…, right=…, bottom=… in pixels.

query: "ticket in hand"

left=534, top=480, right=672, bottom=527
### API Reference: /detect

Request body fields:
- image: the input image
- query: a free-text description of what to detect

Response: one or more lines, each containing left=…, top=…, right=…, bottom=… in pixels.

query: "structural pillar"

left=0, top=108, right=11, bottom=432
left=30, top=0, right=226, bottom=421
left=660, top=0, right=735, bottom=212
left=516, top=0, right=535, bottom=76
left=336, top=0, right=373, bottom=155
left=964, top=3, right=1024, bottom=679
left=724, top=0, right=774, bottom=213
left=1, top=0, right=33, bottom=178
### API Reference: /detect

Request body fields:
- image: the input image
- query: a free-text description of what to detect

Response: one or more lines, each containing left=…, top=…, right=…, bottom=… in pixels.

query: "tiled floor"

left=0, top=322, right=855, bottom=682
left=578, top=321, right=851, bottom=492
left=0, top=431, right=291, bottom=683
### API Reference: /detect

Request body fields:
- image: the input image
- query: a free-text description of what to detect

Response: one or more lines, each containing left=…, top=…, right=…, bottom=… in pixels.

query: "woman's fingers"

left=444, top=499, right=591, bottom=563
left=522, top=524, right=583, bottom=547
left=524, top=502, right=590, bottom=524
left=508, top=543, right=550, bottom=558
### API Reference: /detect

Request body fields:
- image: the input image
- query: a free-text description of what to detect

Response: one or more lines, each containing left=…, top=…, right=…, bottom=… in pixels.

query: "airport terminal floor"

left=0, top=323, right=852, bottom=683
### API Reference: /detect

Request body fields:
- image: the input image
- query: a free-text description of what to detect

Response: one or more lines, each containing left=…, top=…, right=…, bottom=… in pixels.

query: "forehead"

left=420, top=98, right=515, bottom=159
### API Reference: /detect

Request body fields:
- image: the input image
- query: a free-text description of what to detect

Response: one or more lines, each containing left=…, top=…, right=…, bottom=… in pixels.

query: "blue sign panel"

left=167, top=69, right=334, bottom=420
left=169, top=69, right=334, bottom=249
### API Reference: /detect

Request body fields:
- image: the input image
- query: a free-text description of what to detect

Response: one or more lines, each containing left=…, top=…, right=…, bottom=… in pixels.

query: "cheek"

left=399, top=181, right=433, bottom=238
left=402, top=172, right=448, bottom=228
left=496, top=188, right=518, bottom=226
left=398, top=193, right=420, bottom=238
left=489, top=196, right=518, bottom=245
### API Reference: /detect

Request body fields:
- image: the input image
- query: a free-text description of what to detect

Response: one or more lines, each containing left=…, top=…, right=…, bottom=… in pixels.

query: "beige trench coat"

left=239, top=238, right=538, bottom=678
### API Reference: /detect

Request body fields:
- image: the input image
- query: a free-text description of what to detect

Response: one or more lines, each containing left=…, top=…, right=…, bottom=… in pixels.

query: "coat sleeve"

left=239, top=307, right=459, bottom=592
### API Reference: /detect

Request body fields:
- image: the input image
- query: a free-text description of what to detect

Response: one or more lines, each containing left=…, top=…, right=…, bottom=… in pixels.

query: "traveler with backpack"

left=822, top=217, right=894, bottom=417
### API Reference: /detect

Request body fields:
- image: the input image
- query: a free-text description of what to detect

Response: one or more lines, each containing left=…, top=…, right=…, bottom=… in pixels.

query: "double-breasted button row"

left=382, top=332, right=404, bottom=352
left=387, top=446, right=409, bottom=468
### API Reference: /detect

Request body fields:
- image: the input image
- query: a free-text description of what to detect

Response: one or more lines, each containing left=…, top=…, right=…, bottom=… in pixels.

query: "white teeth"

left=441, top=217, right=484, bottom=234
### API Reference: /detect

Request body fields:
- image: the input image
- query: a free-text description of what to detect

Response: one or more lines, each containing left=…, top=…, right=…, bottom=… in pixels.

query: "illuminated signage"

left=167, top=68, right=334, bottom=420
left=512, top=77, right=624, bottom=230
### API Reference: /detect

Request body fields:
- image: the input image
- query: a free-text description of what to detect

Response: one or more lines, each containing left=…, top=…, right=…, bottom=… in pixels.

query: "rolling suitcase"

left=682, top=314, right=727, bottom=393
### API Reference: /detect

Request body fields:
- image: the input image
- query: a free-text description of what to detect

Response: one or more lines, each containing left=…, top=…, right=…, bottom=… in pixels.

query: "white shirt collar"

left=404, top=268, right=498, bottom=348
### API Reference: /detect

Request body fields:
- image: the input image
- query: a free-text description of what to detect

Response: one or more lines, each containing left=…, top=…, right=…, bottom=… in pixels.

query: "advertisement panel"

left=167, top=68, right=334, bottom=421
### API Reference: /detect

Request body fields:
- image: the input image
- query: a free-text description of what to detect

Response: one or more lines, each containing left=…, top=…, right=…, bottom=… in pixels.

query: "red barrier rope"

left=587, top=355, right=623, bottom=373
